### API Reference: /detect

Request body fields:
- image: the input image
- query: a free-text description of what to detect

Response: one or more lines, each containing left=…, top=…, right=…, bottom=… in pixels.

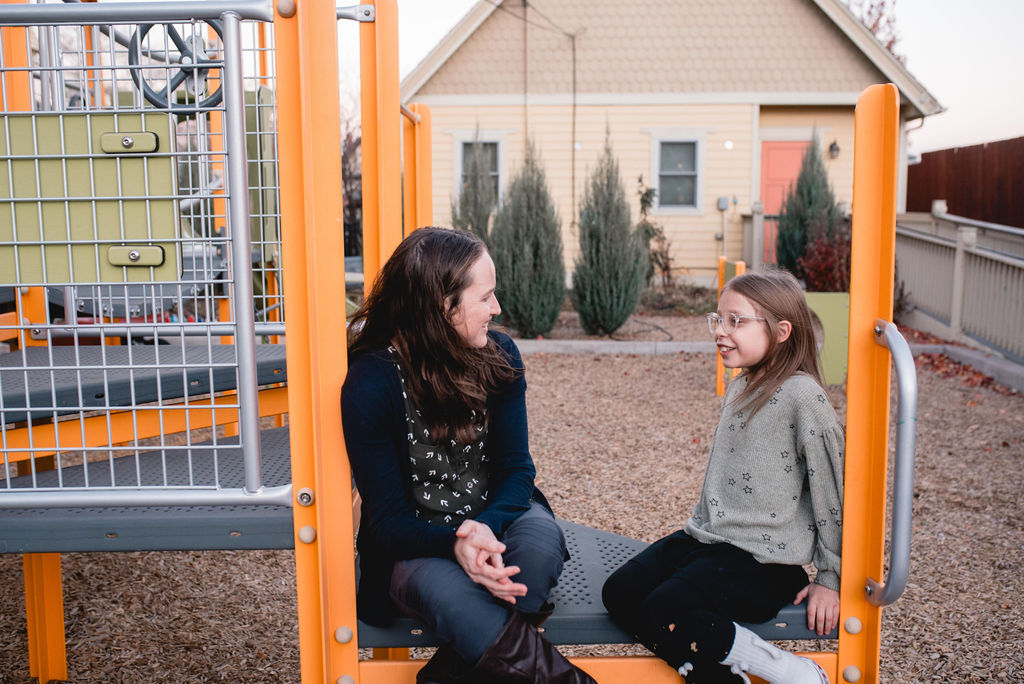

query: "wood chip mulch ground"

left=1, top=315, right=1021, bottom=683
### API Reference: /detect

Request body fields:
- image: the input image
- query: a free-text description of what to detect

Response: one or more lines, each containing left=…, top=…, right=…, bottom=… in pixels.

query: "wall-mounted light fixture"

left=829, top=140, right=840, bottom=159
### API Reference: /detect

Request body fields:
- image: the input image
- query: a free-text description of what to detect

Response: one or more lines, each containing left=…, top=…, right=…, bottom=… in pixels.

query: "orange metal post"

left=714, top=256, right=745, bottom=396
left=411, top=104, right=433, bottom=229
left=23, top=553, right=67, bottom=682
left=0, top=11, right=30, bottom=112
left=258, top=22, right=270, bottom=87
left=401, top=108, right=416, bottom=236
left=0, top=10, right=41, bottom=342
left=360, top=0, right=402, bottom=287
left=2, top=17, right=66, bottom=677
left=402, top=102, right=432, bottom=234
left=837, top=83, right=900, bottom=684
left=81, top=13, right=105, bottom=108
left=273, top=1, right=355, bottom=682
left=208, top=24, right=227, bottom=240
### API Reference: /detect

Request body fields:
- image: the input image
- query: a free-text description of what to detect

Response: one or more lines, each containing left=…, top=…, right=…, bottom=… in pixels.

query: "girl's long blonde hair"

left=724, top=268, right=824, bottom=416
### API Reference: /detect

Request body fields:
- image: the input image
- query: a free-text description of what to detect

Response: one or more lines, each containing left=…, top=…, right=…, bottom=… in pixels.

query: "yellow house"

left=401, top=0, right=942, bottom=282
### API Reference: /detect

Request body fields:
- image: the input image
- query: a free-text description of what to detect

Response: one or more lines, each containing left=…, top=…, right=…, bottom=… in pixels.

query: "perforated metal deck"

left=0, top=426, right=293, bottom=553
left=357, top=519, right=835, bottom=646
left=0, top=343, right=287, bottom=424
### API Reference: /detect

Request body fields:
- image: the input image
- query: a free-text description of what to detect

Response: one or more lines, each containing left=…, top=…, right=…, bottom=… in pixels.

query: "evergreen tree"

left=572, top=138, right=647, bottom=335
left=776, top=136, right=843, bottom=282
left=490, top=143, right=565, bottom=338
left=450, top=134, right=496, bottom=246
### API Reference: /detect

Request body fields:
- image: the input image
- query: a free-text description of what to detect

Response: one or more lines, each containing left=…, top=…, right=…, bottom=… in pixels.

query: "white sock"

left=720, top=623, right=828, bottom=684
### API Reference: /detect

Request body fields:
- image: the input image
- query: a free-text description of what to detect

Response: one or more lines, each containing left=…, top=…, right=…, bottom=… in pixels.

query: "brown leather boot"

left=473, top=611, right=597, bottom=683
left=519, top=600, right=555, bottom=628
left=416, top=645, right=477, bottom=684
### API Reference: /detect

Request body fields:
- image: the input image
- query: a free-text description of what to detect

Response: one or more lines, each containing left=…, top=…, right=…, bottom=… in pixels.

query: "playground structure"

left=0, top=1, right=916, bottom=683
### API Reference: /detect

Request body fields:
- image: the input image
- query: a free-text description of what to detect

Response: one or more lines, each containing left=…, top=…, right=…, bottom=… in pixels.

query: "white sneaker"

left=790, top=656, right=830, bottom=683
left=721, top=624, right=830, bottom=683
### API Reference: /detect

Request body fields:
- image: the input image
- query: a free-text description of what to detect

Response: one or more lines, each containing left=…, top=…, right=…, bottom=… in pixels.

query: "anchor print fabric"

left=388, top=347, right=489, bottom=528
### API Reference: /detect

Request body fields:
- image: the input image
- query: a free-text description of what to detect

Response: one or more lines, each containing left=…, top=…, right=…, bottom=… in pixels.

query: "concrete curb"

left=513, top=339, right=715, bottom=355
left=514, top=339, right=1024, bottom=393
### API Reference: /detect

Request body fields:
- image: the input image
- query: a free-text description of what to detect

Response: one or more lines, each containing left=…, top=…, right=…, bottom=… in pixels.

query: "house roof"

left=401, top=0, right=943, bottom=120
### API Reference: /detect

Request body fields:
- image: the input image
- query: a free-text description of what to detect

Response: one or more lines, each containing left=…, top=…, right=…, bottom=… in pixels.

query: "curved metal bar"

left=0, top=484, right=293, bottom=509
left=0, top=0, right=274, bottom=25
left=865, top=319, right=919, bottom=606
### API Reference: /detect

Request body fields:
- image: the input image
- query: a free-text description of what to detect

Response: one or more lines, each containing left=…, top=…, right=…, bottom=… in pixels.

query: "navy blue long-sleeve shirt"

left=341, top=331, right=543, bottom=624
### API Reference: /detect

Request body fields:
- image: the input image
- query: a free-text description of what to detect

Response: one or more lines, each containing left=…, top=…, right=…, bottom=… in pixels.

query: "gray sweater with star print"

left=684, top=373, right=844, bottom=591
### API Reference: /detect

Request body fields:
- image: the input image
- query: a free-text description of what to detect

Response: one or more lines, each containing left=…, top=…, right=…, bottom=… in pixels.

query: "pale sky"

left=338, top=0, right=1024, bottom=154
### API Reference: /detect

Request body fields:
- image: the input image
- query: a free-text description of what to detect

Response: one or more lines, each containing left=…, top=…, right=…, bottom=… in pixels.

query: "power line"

left=481, top=0, right=573, bottom=38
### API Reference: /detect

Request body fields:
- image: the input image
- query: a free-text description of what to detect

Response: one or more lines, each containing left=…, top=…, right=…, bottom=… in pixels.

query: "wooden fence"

left=907, top=136, right=1024, bottom=229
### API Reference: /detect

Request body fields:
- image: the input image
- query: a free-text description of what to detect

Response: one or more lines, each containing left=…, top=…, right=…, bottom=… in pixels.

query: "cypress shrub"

left=571, top=139, right=647, bottom=335
left=490, top=143, right=565, bottom=338
left=776, top=136, right=844, bottom=282
left=451, top=136, right=496, bottom=246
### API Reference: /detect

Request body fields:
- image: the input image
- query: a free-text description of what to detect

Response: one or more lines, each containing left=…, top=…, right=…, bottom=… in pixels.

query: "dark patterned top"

left=389, top=346, right=490, bottom=527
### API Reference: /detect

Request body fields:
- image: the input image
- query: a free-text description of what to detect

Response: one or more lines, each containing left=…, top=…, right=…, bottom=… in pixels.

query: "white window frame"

left=448, top=128, right=513, bottom=205
left=646, top=128, right=707, bottom=215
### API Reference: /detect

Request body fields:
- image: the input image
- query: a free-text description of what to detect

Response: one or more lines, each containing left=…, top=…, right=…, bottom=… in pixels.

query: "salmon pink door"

left=760, top=141, right=810, bottom=264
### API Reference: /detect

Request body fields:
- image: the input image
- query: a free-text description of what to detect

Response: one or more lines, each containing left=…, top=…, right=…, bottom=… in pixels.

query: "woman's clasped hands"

left=454, top=519, right=528, bottom=604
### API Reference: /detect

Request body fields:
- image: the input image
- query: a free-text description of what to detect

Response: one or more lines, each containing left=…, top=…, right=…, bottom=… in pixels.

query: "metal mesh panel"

left=0, top=5, right=286, bottom=508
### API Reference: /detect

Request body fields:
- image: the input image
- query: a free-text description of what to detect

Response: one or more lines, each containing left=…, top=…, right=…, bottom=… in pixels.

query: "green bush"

left=636, top=175, right=673, bottom=287
left=451, top=135, right=496, bottom=246
left=490, top=143, right=565, bottom=338
left=571, top=139, right=648, bottom=335
left=776, top=136, right=844, bottom=284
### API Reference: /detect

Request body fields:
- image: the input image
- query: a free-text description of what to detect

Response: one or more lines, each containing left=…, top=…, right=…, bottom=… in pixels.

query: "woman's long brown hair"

left=347, top=227, right=516, bottom=443
left=724, top=268, right=825, bottom=416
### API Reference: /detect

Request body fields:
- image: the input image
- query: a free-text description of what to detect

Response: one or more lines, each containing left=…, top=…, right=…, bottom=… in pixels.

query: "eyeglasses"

left=706, top=312, right=766, bottom=335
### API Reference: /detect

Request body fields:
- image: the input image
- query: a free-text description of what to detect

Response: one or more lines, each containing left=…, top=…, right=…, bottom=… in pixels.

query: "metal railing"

left=0, top=0, right=286, bottom=507
left=896, top=210, right=1024, bottom=361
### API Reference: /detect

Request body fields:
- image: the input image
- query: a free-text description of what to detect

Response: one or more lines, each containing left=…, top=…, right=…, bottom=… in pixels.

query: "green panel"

left=0, top=113, right=179, bottom=285
left=99, top=131, right=159, bottom=154
left=805, top=291, right=850, bottom=386
left=245, top=86, right=279, bottom=261
left=107, top=245, right=165, bottom=267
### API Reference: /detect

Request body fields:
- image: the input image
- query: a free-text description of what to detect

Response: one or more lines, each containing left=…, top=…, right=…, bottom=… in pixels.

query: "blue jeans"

left=389, top=502, right=566, bottom=662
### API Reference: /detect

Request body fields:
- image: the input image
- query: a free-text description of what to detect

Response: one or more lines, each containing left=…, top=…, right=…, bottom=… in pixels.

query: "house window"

left=658, top=141, right=698, bottom=207
left=461, top=141, right=500, bottom=203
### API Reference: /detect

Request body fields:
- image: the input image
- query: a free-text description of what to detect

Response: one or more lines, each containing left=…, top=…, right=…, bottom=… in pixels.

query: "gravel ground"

left=1, top=315, right=1021, bottom=683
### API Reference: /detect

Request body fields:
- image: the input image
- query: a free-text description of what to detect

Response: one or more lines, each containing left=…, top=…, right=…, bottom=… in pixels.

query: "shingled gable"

left=401, top=0, right=942, bottom=120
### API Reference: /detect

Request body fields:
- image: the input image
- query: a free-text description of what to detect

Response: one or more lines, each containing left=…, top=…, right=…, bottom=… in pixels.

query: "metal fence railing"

left=0, top=0, right=288, bottom=507
left=896, top=212, right=1024, bottom=362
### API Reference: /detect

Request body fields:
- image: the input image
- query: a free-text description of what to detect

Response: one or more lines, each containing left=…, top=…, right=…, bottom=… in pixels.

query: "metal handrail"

left=0, top=484, right=293, bottom=509
left=932, top=211, right=1024, bottom=239
left=0, top=0, right=274, bottom=25
left=865, top=320, right=918, bottom=606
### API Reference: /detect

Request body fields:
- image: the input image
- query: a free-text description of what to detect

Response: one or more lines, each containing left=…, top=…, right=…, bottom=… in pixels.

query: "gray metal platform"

left=0, top=343, right=287, bottom=424
left=357, top=519, right=836, bottom=646
left=0, top=426, right=293, bottom=553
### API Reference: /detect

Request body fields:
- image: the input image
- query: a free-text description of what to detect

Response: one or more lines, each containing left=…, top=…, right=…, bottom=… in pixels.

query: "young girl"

left=602, top=269, right=843, bottom=684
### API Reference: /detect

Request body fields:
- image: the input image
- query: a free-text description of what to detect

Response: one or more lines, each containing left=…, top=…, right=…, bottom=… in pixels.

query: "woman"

left=341, top=227, right=594, bottom=683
